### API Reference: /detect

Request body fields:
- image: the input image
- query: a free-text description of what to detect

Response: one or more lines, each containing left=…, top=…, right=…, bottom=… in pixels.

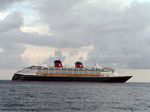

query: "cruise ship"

left=12, top=60, right=132, bottom=82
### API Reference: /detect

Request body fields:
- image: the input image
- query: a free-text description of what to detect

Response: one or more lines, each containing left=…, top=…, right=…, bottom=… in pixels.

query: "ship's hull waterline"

left=12, top=74, right=132, bottom=83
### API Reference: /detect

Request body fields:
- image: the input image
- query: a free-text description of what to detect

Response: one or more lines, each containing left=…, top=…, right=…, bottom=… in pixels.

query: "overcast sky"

left=0, top=0, right=150, bottom=73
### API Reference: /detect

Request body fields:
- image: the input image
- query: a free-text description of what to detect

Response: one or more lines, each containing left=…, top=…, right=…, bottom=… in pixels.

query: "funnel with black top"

left=54, top=60, right=63, bottom=68
left=75, top=61, right=84, bottom=68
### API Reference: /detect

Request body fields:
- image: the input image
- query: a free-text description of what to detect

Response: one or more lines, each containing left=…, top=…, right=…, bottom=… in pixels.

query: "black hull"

left=12, top=74, right=132, bottom=83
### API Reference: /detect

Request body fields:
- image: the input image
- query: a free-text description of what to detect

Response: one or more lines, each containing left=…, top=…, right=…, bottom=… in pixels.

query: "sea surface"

left=0, top=81, right=150, bottom=112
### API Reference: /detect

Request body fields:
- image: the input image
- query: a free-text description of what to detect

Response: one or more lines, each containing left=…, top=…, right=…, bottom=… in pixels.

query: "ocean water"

left=0, top=81, right=150, bottom=112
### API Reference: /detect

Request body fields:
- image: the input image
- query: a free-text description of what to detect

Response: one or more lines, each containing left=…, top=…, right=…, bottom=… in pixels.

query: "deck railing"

left=36, top=67, right=114, bottom=76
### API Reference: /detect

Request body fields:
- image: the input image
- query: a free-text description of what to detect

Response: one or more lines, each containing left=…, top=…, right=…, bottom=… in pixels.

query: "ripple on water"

left=0, top=81, right=150, bottom=112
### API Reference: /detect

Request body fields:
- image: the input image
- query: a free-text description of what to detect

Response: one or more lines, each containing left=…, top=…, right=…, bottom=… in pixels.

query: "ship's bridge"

left=28, top=66, right=45, bottom=69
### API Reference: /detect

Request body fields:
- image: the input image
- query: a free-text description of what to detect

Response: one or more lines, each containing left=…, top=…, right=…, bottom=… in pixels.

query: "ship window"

left=102, top=68, right=114, bottom=72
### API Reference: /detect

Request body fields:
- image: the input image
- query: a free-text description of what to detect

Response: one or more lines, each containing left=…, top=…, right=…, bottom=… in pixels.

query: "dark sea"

left=0, top=81, right=150, bottom=112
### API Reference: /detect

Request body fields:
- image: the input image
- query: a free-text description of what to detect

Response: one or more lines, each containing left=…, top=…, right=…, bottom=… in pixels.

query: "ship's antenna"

left=37, top=56, right=41, bottom=65
left=37, top=57, right=39, bottom=65
left=93, top=62, right=96, bottom=68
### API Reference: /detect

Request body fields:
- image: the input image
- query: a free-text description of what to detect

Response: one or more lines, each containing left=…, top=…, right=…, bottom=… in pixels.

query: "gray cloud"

left=0, top=12, right=23, bottom=33
left=0, top=0, right=22, bottom=11
left=1, top=0, right=150, bottom=69
left=0, top=12, right=25, bottom=69
left=34, top=0, right=150, bottom=69
left=0, top=43, right=25, bottom=69
left=0, top=11, right=81, bottom=69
